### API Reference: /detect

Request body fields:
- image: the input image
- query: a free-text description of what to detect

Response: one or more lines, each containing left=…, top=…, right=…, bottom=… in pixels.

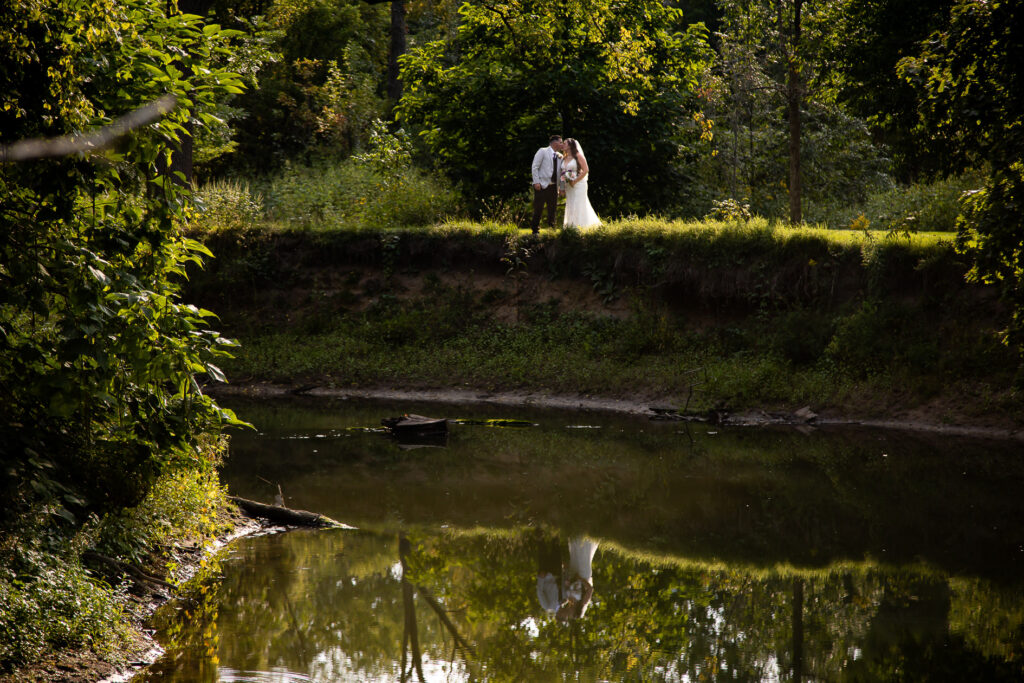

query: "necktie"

left=551, top=154, right=558, bottom=183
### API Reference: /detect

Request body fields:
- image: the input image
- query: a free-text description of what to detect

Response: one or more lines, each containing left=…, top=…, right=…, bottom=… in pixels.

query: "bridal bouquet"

left=561, top=168, right=577, bottom=183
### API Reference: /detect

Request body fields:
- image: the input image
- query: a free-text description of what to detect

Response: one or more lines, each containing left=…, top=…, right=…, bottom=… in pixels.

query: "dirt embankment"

left=188, top=227, right=994, bottom=330
left=186, top=228, right=1021, bottom=436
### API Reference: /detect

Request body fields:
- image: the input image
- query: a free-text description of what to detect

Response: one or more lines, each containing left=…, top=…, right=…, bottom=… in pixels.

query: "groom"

left=530, top=135, right=565, bottom=234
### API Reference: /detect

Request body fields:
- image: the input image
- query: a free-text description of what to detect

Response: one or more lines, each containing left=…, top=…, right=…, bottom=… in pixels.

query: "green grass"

left=220, top=302, right=1016, bottom=421
left=242, top=212, right=956, bottom=247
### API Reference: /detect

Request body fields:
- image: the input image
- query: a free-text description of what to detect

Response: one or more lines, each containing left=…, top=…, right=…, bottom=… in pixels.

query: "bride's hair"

left=565, top=138, right=581, bottom=162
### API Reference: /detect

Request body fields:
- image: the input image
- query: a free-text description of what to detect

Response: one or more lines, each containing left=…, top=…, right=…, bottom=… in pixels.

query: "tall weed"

left=258, top=158, right=459, bottom=230
left=0, top=553, right=127, bottom=671
left=96, top=459, right=231, bottom=566
left=194, top=178, right=264, bottom=231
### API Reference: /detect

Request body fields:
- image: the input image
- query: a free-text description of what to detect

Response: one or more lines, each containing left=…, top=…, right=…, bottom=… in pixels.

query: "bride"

left=561, top=138, right=601, bottom=229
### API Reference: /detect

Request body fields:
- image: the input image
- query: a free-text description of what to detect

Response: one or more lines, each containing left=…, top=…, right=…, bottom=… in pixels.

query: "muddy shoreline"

left=211, top=381, right=1024, bottom=441
left=94, top=518, right=267, bottom=683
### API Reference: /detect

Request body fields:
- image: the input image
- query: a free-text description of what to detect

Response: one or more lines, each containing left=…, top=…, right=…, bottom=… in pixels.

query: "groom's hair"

left=549, top=135, right=562, bottom=143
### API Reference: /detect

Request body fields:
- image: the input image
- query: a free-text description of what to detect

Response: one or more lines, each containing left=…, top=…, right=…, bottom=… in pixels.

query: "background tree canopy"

left=397, top=0, right=714, bottom=215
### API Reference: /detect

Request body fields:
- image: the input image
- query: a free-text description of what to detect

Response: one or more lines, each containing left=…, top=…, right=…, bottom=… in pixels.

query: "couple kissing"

left=530, top=134, right=601, bottom=234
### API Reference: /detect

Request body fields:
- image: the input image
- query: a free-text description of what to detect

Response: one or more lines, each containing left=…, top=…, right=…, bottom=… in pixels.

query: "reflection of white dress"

left=566, top=537, right=598, bottom=617
left=562, top=158, right=601, bottom=229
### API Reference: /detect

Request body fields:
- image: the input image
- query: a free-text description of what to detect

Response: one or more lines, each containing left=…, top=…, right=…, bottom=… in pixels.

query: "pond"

left=140, top=397, right=1024, bottom=681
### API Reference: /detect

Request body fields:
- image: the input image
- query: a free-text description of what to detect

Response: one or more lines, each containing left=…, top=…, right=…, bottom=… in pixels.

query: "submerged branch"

left=419, top=591, right=476, bottom=657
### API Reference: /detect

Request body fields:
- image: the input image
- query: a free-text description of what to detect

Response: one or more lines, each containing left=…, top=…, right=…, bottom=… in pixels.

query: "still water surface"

left=142, top=398, right=1024, bottom=681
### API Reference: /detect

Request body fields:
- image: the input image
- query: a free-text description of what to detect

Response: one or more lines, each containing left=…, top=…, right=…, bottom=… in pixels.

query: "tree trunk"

left=787, top=0, right=803, bottom=224
left=400, top=534, right=427, bottom=682
left=387, top=0, right=407, bottom=104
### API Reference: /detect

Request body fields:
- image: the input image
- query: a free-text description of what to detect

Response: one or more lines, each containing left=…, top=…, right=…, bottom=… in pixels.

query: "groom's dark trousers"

left=531, top=184, right=557, bottom=233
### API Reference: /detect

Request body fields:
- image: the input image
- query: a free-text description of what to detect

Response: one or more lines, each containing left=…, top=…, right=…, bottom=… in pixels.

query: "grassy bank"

left=187, top=218, right=1022, bottom=427
left=0, top=444, right=236, bottom=679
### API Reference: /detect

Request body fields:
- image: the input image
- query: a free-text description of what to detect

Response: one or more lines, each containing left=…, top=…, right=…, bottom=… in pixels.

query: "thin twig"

left=1, top=94, right=178, bottom=163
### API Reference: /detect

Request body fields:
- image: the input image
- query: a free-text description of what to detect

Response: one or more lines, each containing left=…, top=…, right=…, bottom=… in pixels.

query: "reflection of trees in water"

left=399, top=532, right=476, bottom=682
left=224, top=402, right=1024, bottom=581
left=147, top=527, right=1024, bottom=682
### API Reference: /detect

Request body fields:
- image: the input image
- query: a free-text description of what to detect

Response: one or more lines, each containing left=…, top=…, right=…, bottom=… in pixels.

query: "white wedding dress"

left=563, top=157, right=601, bottom=229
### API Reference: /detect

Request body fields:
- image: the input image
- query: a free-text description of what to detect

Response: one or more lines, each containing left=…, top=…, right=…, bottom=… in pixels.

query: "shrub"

left=96, top=451, right=231, bottom=566
left=808, top=172, right=984, bottom=233
left=0, top=456, right=227, bottom=673
left=771, top=310, right=835, bottom=366
left=258, top=159, right=460, bottom=230
left=0, top=548, right=127, bottom=672
left=825, top=301, right=902, bottom=375
left=704, top=198, right=753, bottom=222
left=362, top=286, right=484, bottom=347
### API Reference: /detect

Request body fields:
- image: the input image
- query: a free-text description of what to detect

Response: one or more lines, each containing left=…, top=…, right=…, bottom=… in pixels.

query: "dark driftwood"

left=229, top=495, right=347, bottom=528
left=382, top=414, right=448, bottom=436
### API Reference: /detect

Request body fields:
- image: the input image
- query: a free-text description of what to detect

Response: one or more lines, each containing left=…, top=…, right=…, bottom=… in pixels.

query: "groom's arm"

left=531, top=148, right=545, bottom=189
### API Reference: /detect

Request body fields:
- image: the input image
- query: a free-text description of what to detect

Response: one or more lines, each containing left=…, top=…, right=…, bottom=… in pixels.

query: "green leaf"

left=52, top=507, right=76, bottom=524
left=87, top=265, right=109, bottom=284
left=204, top=362, right=227, bottom=383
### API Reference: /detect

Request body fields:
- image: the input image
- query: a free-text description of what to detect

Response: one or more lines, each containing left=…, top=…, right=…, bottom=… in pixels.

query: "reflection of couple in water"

left=536, top=532, right=599, bottom=622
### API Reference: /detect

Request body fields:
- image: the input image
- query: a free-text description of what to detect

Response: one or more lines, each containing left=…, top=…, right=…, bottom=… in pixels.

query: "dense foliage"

left=2, top=0, right=1023, bottom=672
left=0, top=0, right=243, bottom=523
left=829, top=0, right=957, bottom=181
left=703, top=0, right=894, bottom=218
left=1, top=0, right=244, bottom=669
left=221, top=0, right=389, bottom=171
left=898, top=0, right=1024, bottom=356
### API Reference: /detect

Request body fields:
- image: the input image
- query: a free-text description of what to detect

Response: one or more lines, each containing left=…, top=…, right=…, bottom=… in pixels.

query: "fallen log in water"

left=229, top=496, right=353, bottom=529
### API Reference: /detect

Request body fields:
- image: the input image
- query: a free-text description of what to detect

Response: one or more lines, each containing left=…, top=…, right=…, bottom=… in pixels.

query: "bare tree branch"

left=0, top=94, right=178, bottom=163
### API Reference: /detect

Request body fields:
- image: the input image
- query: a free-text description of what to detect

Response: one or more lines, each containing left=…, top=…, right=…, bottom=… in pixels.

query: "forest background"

left=1, top=0, right=1023, bottom=677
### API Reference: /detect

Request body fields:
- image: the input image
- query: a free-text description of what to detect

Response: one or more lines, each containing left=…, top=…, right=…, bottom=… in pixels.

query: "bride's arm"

left=573, top=155, right=589, bottom=186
